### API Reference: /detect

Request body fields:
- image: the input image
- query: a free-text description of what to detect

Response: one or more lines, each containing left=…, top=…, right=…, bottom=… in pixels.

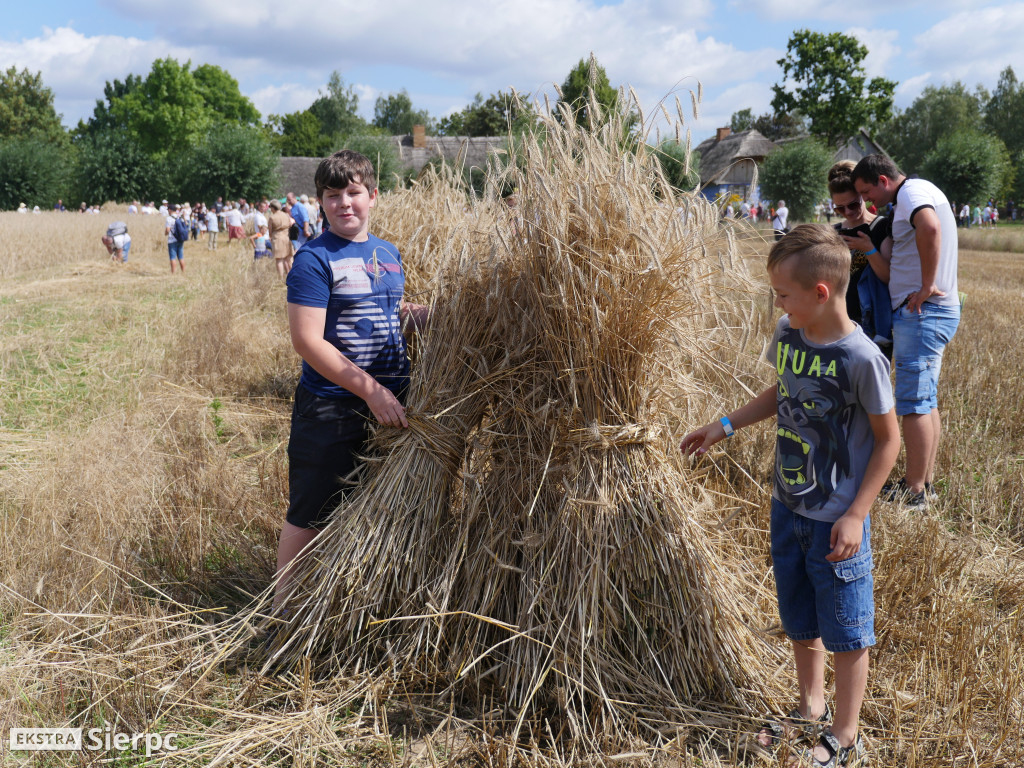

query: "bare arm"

left=680, top=385, right=776, bottom=456
left=399, top=301, right=430, bottom=334
left=909, top=207, right=946, bottom=312
left=841, top=232, right=892, bottom=283
left=288, top=302, right=408, bottom=427
left=827, top=408, right=900, bottom=561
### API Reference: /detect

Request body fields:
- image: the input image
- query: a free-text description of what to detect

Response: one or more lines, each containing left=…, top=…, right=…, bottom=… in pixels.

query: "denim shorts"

left=167, top=240, right=184, bottom=261
left=770, top=499, right=876, bottom=653
left=121, top=240, right=131, bottom=262
left=892, top=301, right=960, bottom=416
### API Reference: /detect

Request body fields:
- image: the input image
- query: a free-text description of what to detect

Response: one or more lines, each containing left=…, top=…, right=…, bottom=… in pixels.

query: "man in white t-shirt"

left=771, top=200, right=789, bottom=241
left=253, top=200, right=269, bottom=232
left=224, top=203, right=245, bottom=242
left=853, top=154, right=960, bottom=509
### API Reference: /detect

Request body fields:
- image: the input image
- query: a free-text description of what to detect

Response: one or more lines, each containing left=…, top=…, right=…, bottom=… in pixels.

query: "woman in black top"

left=828, top=160, right=892, bottom=324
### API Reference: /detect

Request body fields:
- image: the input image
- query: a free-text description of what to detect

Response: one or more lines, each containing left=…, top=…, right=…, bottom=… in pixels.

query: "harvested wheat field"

left=0, top=107, right=1022, bottom=768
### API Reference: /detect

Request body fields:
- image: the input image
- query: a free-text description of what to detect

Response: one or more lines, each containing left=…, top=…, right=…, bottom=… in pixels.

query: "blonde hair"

left=767, top=224, right=851, bottom=295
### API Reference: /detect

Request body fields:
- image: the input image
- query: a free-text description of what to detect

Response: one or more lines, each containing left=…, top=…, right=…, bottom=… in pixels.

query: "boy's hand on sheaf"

left=680, top=422, right=726, bottom=456
left=366, top=387, right=409, bottom=428
left=827, top=513, right=864, bottom=562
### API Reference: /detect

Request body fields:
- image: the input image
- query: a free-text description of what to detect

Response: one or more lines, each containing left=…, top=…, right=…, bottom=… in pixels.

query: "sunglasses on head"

left=833, top=200, right=863, bottom=213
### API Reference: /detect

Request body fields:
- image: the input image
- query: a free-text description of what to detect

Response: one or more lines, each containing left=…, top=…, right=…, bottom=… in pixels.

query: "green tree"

left=653, top=139, right=700, bottom=191
left=341, top=135, right=404, bottom=192
left=759, top=139, right=834, bottom=222
left=771, top=30, right=896, bottom=146
left=921, top=129, right=1011, bottom=205
left=111, top=58, right=210, bottom=155
left=72, top=131, right=155, bottom=204
left=875, top=82, right=985, bottom=175
left=752, top=111, right=807, bottom=141
left=176, top=124, right=279, bottom=202
left=76, top=73, right=143, bottom=138
left=268, top=109, right=332, bottom=157
left=985, top=66, right=1024, bottom=158
left=437, top=91, right=534, bottom=136
left=0, top=136, right=66, bottom=209
left=373, top=89, right=434, bottom=135
left=192, top=63, right=261, bottom=125
left=308, top=71, right=367, bottom=140
left=730, top=108, right=754, bottom=133
left=557, top=54, right=622, bottom=129
left=0, top=67, right=66, bottom=144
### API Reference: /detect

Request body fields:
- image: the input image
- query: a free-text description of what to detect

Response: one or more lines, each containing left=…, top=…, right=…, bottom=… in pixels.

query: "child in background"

left=251, top=225, right=270, bottom=260
left=681, top=225, right=900, bottom=768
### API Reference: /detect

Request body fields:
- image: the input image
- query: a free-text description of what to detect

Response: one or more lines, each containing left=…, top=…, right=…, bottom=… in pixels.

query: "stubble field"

left=0, top=190, right=1021, bottom=767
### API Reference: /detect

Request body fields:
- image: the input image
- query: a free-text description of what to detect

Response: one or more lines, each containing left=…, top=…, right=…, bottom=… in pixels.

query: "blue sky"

left=3, top=0, right=1023, bottom=143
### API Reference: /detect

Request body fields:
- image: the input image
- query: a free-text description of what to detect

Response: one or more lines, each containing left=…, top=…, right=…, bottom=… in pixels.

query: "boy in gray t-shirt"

left=682, top=225, right=899, bottom=767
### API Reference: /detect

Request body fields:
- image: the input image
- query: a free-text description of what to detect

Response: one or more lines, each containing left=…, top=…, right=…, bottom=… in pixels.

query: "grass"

left=0, top=126, right=1022, bottom=766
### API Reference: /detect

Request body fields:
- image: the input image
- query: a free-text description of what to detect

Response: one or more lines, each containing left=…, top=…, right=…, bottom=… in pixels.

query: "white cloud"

left=0, top=26, right=174, bottom=123
left=844, top=27, right=900, bottom=79
left=248, top=83, right=321, bottom=118
left=909, top=4, right=1024, bottom=86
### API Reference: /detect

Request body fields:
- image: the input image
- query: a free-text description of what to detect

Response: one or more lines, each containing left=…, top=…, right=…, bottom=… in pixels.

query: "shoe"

left=756, top=704, right=832, bottom=750
left=792, top=728, right=867, bottom=767
left=880, top=478, right=928, bottom=511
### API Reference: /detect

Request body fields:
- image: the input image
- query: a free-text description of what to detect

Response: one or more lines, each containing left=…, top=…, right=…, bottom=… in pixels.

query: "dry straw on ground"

left=0, top=96, right=1022, bottom=767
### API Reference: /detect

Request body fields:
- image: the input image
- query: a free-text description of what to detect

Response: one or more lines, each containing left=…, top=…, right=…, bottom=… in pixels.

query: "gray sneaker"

left=881, top=478, right=928, bottom=511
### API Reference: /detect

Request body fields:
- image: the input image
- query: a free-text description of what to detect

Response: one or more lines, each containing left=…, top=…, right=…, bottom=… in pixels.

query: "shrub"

left=0, top=136, right=66, bottom=210
left=177, top=124, right=280, bottom=202
left=922, top=129, right=1011, bottom=205
left=72, top=130, right=155, bottom=204
left=759, top=138, right=833, bottom=222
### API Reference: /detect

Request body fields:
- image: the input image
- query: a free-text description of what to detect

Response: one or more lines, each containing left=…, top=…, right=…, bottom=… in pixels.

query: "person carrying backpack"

left=165, top=203, right=188, bottom=274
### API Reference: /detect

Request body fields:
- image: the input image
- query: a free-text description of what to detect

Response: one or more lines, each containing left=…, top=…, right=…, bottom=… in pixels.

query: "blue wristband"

left=864, top=248, right=878, bottom=256
left=720, top=416, right=735, bottom=437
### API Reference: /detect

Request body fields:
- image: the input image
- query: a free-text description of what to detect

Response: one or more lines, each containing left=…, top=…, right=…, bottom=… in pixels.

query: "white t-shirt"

left=206, top=210, right=219, bottom=232
left=253, top=210, right=268, bottom=230
left=225, top=209, right=243, bottom=228
left=890, top=178, right=959, bottom=309
left=772, top=206, right=789, bottom=230
left=165, top=214, right=177, bottom=244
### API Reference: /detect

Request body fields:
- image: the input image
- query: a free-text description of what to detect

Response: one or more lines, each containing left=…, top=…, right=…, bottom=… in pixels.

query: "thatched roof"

left=275, top=135, right=507, bottom=198
left=694, top=129, right=777, bottom=186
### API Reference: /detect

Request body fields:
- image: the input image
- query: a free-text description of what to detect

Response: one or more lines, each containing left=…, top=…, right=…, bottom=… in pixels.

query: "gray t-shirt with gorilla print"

left=767, top=316, right=894, bottom=523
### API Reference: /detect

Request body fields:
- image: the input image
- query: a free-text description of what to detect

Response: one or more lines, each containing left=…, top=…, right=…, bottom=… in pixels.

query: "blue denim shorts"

left=892, top=301, right=960, bottom=416
left=770, top=499, right=876, bottom=653
left=167, top=240, right=184, bottom=261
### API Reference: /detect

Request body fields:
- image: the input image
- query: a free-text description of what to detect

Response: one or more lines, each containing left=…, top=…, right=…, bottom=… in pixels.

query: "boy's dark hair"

left=851, top=154, right=902, bottom=186
left=767, top=224, right=851, bottom=295
left=315, top=150, right=376, bottom=199
left=827, top=160, right=857, bottom=196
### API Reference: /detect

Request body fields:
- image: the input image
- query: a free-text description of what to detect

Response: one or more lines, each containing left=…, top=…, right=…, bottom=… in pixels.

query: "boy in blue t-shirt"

left=681, top=225, right=899, bottom=768
left=277, top=150, right=428, bottom=605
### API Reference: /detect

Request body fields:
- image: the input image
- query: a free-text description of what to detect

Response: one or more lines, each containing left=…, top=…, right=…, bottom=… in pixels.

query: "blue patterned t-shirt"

left=286, top=231, right=409, bottom=400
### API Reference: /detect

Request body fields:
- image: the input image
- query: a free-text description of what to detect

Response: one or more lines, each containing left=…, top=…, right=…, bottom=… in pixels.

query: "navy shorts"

left=770, top=498, right=876, bottom=653
left=285, top=385, right=370, bottom=529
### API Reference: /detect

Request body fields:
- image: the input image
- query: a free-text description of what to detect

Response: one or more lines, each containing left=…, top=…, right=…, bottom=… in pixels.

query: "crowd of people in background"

left=82, top=192, right=323, bottom=279
left=951, top=198, right=1015, bottom=228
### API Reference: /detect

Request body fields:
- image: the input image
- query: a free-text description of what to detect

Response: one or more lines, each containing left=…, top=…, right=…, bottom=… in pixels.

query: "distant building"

left=693, top=126, right=891, bottom=203
left=275, top=127, right=506, bottom=198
